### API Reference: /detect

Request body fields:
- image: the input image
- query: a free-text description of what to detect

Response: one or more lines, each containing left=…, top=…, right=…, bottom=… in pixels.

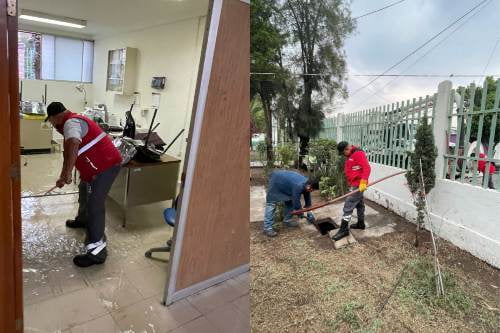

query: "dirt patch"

left=250, top=199, right=499, bottom=333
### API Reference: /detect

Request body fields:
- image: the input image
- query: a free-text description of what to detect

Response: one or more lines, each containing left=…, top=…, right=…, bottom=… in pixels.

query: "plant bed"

left=250, top=196, right=499, bottom=333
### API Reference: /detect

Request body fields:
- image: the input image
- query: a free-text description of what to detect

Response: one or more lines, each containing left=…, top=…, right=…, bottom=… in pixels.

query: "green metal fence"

left=319, top=94, right=437, bottom=170
left=444, top=79, right=500, bottom=189
left=319, top=79, right=500, bottom=190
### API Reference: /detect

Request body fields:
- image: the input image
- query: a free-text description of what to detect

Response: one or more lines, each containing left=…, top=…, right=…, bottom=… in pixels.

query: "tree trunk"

left=298, top=135, right=310, bottom=168
left=259, top=84, right=274, bottom=163
left=298, top=74, right=313, bottom=167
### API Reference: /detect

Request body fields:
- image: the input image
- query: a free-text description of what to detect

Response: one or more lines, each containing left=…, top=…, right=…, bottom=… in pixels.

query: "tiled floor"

left=22, top=152, right=249, bottom=332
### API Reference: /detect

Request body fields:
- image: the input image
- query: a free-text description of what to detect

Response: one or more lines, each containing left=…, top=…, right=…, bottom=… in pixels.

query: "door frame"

left=0, top=0, right=23, bottom=331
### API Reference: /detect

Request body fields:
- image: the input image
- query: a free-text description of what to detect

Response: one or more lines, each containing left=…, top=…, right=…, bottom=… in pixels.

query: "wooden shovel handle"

left=292, top=170, right=407, bottom=215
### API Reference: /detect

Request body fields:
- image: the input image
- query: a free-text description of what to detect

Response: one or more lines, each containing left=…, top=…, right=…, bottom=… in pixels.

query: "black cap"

left=45, top=102, right=66, bottom=121
left=337, top=141, right=348, bottom=154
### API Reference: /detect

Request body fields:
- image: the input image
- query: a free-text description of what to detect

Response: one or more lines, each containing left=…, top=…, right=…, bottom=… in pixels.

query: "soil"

left=250, top=192, right=500, bottom=333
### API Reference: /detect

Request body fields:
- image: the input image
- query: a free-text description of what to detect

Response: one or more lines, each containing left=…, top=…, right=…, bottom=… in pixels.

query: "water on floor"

left=20, top=152, right=248, bottom=332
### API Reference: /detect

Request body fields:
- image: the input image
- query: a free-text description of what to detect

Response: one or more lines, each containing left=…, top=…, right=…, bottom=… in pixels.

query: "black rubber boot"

left=73, top=247, right=107, bottom=267
left=332, top=220, right=349, bottom=241
left=66, top=219, right=87, bottom=229
left=350, top=219, right=365, bottom=230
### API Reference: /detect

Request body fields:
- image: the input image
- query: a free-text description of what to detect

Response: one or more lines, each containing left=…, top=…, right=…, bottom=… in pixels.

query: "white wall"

left=20, top=79, right=93, bottom=114
left=92, top=16, right=207, bottom=160
left=365, top=163, right=500, bottom=268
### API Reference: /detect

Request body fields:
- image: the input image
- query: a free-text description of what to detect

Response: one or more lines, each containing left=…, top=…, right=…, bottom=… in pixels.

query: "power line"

left=349, top=0, right=490, bottom=98
left=352, top=74, right=499, bottom=77
left=482, top=38, right=500, bottom=75
left=354, top=0, right=407, bottom=20
left=346, top=0, right=493, bottom=112
left=250, top=72, right=499, bottom=78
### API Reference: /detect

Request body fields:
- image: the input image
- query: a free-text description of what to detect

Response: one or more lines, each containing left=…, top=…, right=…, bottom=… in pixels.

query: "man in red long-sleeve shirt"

left=332, top=141, right=371, bottom=241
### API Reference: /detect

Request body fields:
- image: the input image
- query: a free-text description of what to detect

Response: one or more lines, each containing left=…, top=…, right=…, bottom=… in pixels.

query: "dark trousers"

left=76, top=165, right=121, bottom=244
left=482, top=174, right=495, bottom=189
left=342, top=187, right=365, bottom=222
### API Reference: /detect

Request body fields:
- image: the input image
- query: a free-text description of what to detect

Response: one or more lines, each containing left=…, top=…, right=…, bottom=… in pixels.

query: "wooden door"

left=0, top=0, right=23, bottom=331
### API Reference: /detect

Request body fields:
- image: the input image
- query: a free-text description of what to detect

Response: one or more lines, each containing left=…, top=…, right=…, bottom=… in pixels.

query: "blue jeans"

left=263, top=201, right=294, bottom=231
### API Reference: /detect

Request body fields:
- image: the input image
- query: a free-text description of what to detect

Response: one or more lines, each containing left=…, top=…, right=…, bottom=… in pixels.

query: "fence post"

left=434, top=80, right=453, bottom=179
left=336, top=113, right=344, bottom=142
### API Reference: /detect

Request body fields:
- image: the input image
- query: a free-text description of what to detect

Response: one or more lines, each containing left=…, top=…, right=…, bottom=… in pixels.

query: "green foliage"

left=329, top=301, right=364, bottom=330
left=274, top=202, right=284, bottom=228
left=405, top=115, right=437, bottom=228
left=276, top=143, right=296, bottom=168
left=459, top=76, right=500, bottom=144
left=308, top=139, right=348, bottom=196
left=250, top=0, right=283, bottom=91
left=308, top=138, right=337, bottom=165
left=250, top=97, right=265, bottom=133
left=397, top=258, right=472, bottom=317
left=280, top=0, right=356, bottom=146
left=319, top=176, right=336, bottom=200
left=256, top=141, right=275, bottom=180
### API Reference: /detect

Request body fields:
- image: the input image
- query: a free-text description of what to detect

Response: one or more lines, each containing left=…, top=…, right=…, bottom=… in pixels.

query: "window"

left=18, top=31, right=94, bottom=83
left=18, top=31, right=41, bottom=79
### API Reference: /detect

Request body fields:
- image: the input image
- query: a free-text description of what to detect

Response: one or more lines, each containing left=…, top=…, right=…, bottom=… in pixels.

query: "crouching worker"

left=332, top=141, right=371, bottom=241
left=45, top=102, right=122, bottom=267
left=263, top=170, right=319, bottom=237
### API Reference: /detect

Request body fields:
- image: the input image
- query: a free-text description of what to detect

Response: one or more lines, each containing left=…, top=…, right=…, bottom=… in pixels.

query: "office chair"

left=145, top=196, right=178, bottom=259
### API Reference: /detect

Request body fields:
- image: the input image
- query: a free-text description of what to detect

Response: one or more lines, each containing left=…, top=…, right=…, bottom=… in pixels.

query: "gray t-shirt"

left=64, top=118, right=89, bottom=142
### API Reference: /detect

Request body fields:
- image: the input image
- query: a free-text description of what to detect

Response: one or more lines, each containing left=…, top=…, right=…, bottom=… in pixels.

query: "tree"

left=280, top=0, right=355, bottom=162
left=250, top=97, right=266, bottom=134
left=406, top=116, right=437, bottom=247
left=459, top=76, right=500, bottom=147
left=251, top=0, right=286, bottom=162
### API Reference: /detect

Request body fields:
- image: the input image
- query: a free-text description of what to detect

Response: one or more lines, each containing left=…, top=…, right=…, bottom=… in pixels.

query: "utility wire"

left=251, top=73, right=499, bottom=77
left=354, top=0, right=407, bottom=20
left=349, top=0, right=490, bottom=98
left=482, top=38, right=500, bottom=75
left=346, top=0, right=493, bottom=112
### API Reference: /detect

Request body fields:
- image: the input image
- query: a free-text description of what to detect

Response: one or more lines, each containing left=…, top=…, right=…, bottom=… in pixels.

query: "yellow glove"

left=359, top=179, right=368, bottom=192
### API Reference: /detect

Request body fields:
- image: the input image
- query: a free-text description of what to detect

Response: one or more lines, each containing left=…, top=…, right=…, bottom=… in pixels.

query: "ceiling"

left=18, top=0, right=209, bottom=39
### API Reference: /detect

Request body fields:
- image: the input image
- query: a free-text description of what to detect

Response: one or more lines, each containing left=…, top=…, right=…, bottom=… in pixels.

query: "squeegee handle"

left=44, top=185, right=58, bottom=196
left=292, top=170, right=407, bottom=215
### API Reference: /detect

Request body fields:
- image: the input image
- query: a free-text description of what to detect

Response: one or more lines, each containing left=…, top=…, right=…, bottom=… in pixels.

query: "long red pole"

left=292, top=170, right=407, bottom=215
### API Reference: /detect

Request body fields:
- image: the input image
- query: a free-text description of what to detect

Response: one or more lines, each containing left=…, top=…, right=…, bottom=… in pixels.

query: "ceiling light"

left=19, top=10, right=86, bottom=29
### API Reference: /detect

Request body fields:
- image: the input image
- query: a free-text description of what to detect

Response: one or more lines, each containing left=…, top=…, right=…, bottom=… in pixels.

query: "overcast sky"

left=337, top=0, right=500, bottom=114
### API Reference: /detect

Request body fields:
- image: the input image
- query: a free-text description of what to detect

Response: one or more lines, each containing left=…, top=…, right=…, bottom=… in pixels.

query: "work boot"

left=331, top=220, right=349, bottom=241
left=264, top=229, right=278, bottom=237
left=73, top=246, right=107, bottom=268
left=66, top=218, right=87, bottom=229
left=283, top=220, right=299, bottom=228
left=350, top=219, right=365, bottom=230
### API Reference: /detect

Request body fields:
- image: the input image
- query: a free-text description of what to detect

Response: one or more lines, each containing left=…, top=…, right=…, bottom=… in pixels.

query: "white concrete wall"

left=365, top=163, right=500, bottom=268
left=92, top=16, right=207, bottom=160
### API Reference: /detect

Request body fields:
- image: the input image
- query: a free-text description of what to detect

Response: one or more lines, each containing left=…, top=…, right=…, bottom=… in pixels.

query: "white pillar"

left=434, top=80, right=453, bottom=179
left=336, top=113, right=344, bottom=142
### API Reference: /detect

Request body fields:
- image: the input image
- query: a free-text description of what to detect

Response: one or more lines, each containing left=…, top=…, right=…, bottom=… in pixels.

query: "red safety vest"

left=56, top=112, right=122, bottom=182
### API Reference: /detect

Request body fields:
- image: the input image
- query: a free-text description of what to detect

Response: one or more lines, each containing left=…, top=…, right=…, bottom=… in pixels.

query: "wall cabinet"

left=106, top=47, right=137, bottom=95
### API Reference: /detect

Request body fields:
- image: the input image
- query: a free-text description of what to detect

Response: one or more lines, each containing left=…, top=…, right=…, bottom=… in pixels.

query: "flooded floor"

left=22, top=152, right=249, bottom=333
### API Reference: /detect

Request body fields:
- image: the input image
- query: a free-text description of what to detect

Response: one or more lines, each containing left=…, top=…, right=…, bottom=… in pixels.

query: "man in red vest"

left=331, top=141, right=371, bottom=241
left=45, top=102, right=122, bottom=267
